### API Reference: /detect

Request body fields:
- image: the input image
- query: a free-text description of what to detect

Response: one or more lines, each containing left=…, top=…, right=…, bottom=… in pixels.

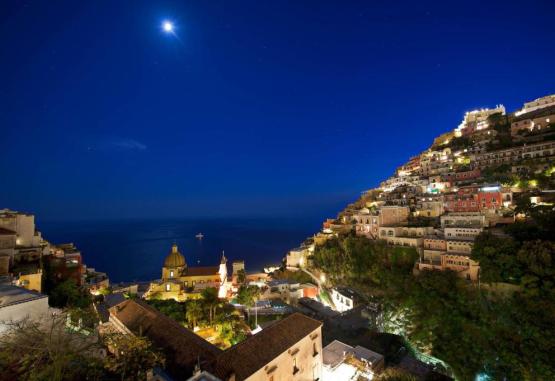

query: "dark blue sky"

left=1, top=0, right=554, bottom=220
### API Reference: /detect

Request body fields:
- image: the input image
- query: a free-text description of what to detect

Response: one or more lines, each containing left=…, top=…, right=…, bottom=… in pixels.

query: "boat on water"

left=195, top=233, right=204, bottom=240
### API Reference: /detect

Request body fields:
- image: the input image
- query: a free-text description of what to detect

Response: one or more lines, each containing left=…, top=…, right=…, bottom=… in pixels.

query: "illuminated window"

left=165, top=284, right=170, bottom=292
left=170, top=270, right=174, bottom=278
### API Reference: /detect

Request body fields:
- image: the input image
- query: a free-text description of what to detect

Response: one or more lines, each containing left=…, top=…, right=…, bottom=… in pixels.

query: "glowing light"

left=481, top=186, right=500, bottom=192
left=162, top=21, right=174, bottom=33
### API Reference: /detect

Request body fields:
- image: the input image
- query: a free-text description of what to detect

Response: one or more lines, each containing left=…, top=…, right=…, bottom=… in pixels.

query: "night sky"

left=1, top=1, right=554, bottom=221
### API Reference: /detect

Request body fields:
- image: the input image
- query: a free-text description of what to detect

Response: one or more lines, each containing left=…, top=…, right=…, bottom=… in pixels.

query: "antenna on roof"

left=193, top=356, right=201, bottom=375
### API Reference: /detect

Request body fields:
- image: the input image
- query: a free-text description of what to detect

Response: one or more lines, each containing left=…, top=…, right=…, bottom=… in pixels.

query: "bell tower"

left=218, top=251, right=228, bottom=298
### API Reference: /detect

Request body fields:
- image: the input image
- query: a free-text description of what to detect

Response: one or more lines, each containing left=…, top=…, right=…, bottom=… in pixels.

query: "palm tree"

left=186, top=301, right=202, bottom=329
left=201, top=287, right=220, bottom=325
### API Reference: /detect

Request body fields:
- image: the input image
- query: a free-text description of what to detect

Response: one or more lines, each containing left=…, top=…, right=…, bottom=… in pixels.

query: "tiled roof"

left=109, top=301, right=322, bottom=381
left=109, top=299, right=222, bottom=379
left=213, top=313, right=322, bottom=380
left=0, top=284, right=47, bottom=308
left=95, top=293, right=128, bottom=323
left=185, top=266, right=220, bottom=277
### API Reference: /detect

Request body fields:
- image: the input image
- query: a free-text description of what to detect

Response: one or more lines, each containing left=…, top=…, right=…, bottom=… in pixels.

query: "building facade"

left=145, top=244, right=232, bottom=301
left=0, top=284, right=50, bottom=334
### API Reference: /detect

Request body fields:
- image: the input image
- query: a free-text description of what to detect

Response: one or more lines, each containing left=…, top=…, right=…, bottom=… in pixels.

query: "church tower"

left=218, top=252, right=228, bottom=298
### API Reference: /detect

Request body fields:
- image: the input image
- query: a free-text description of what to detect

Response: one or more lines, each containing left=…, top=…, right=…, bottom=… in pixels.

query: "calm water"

left=40, top=218, right=320, bottom=282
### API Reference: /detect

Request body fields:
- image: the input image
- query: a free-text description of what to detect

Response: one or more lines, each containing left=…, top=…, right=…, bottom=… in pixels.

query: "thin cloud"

left=108, top=138, right=147, bottom=151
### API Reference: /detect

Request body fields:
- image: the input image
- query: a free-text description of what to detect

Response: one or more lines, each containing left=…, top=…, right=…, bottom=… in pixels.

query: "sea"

left=40, top=217, right=321, bottom=283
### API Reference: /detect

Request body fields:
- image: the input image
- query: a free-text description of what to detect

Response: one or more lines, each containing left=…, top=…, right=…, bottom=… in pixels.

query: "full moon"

left=162, top=21, right=174, bottom=33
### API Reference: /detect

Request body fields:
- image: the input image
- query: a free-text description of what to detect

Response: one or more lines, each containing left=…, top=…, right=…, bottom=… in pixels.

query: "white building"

left=378, top=226, right=434, bottom=238
left=0, top=284, right=50, bottom=334
left=515, top=94, right=555, bottom=116
left=330, top=287, right=360, bottom=313
left=0, top=209, right=43, bottom=248
left=353, top=208, right=380, bottom=239
left=265, top=279, right=303, bottom=303
left=323, top=340, right=384, bottom=381
left=286, top=246, right=311, bottom=268
left=447, top=240, right=473, bottom=254
left=444, top=227, right=482, bottom=241
left=441, top=212, right=486, bottom=228
left=455, top=105, right=505, bottom=136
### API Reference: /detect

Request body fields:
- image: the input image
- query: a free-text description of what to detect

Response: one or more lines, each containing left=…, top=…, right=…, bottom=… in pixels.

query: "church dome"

left=164, top=244, right=186, bottom=268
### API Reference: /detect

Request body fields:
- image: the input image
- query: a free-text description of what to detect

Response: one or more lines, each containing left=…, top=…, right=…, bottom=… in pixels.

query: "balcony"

left=420, top=258, right=441, bottom=266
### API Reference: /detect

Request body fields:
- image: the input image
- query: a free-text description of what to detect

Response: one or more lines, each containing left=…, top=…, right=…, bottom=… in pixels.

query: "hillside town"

left=287, top=93, right=555, bottom=283
left=1, top=93, right=554, bottom=381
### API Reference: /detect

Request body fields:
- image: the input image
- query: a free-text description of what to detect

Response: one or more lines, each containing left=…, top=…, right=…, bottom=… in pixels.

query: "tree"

left=378, top=368, right=418, bottom=381
left=517, top=240, right=555, bottom=298
left=236, top=285, right=260, bottom=307
left=514, top=195, right=533, bottom=216
left=236, top=269, right=246, bottom=284
left=104, top=333, right=165, bottom=381
left=49, top=279, right=91, bottom=309
left=214, top=312, right=248, bottom=347
left=312, top=231, right=555, bottom=380
left=147, top=299, right=187, bottom=323
left=201, top=287, right=221, bottom=325
left=185, top=300, right=203, bottom=328
left=0, top=314, right=104, bottom=381
left=471, top=232, right=520, bottom=283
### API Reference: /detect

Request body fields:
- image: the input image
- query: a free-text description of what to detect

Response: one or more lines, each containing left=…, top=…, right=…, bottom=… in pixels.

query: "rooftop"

left=268, top=279, right=300, bottom=287
left=110, top=300, right=322, bottom=381
left=213, top=312, right=322, bottom=380
left=323, top=339, right=384, bottom=369
left=0, top=209, right=33, bottom=217
left=186, top=266, right=220, bottom=277
left=0, top=284, right=47, bottom=308
left=187, top=371, right=222, bottom=381
left=333, top=286, right=362, bottom=301
left=109, top=299, right=222, bottom=379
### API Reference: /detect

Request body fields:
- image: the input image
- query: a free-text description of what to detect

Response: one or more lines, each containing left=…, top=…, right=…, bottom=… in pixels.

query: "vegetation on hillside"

left=272, top=268, right=313, bottom=284
left=312, top=223, right=555, bottom=380
left=313, top=234, right=417, bottom=288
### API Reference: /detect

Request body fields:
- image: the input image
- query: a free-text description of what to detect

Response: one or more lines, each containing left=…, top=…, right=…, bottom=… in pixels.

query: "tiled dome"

left=164, top=244, right=186, bottom=268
